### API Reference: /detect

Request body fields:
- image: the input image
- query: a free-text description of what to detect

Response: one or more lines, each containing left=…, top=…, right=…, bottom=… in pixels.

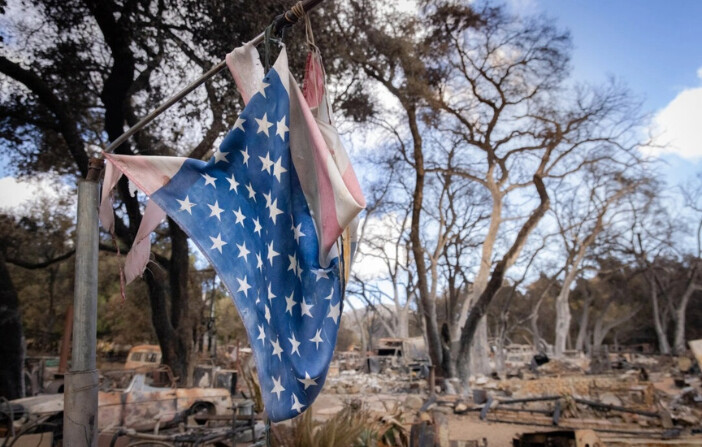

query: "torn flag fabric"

left=99, top=44, right=364, bottom=422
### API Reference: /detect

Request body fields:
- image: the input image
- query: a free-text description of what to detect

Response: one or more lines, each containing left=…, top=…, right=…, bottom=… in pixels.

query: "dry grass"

left=271, top=401, right=408, bottom=447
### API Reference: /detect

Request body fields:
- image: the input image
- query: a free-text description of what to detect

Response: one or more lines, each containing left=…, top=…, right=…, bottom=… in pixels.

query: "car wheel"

left=189, top=402, right=214, bottom=425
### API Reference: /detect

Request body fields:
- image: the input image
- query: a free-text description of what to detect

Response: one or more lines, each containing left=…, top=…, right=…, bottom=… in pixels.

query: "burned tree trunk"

left=457, top=175, right=550, bottom=385
left=408, top=106, right=445, bottom=376
left=673, top=269, right=701, bottom=354
left=0, top=253, right=24, bottom=400
left=575, top=287, right=594, bottom=353
left=143, top=221, right=194, bottom=384
left=453, top=194, right=503, bottom=376
left=648, top=277, right=671, bottom=355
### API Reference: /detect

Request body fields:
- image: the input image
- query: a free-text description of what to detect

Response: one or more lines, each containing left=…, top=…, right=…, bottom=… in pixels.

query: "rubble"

left=318, top=348, right=702, bottom=444
left=325, top=369, right=427, bottom=395
left=6, top=346, right=702, bottom=446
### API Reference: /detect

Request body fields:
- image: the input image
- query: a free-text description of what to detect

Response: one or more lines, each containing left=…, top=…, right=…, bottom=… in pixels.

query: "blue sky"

left=510, top=0, right=702, bottom=186
left=535, top=0, right=702, bottom=107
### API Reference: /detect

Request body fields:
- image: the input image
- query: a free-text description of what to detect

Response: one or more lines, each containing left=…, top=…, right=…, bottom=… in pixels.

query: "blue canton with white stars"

left=149, top=67, right=343, bottom=421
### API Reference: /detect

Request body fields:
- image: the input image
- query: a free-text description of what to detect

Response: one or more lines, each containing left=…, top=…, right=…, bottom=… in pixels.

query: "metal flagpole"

left=65, top=2, right=326, bottom=445
left=64, top=158, right=103, bottom=447
left=104, top=0, right=325, bottom=154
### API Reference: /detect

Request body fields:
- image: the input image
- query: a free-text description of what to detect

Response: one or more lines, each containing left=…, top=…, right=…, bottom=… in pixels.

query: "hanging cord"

left=288, top=2, right=307, bottom=25
left=301, top=11, right=334, bottom=123
left=304, top=9, right=317, bottom=50
left=271, top=1, right=306, bottom=38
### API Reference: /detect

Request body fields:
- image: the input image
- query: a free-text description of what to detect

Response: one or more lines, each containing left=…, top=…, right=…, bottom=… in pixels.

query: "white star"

left=324, top=288, right=334, bottom=300
left=293, top=223, right=306, bottom=243
left=252, top=217, right=262, bottom=236
left=309, top=329, right=324, bottom=350
left=327, top=301, right=341, bottom=324
left=236, top=241, right=250, bottom=261
left=276, top=116, right=289, bottom=141
left=255, top=292, right=260, bottom=305
left=267, top=241, right=279, bottom=265
left=297, top=372, right=318, bottom=390
left=236, top=276, right=251, bottom=297
left=213, top=149, right=229, bottom=164
left=271, top=337, right=283, bottom=360
left=177, top=196, right=196, bottom=214
left=288, top=333, right=301, bottom=356
left=296, top=258, right=303, bottom=279
left=226, top=174, right=239, bottom=192
left=285, top=292, right=297, bottom=315
left=246, top=183, right=256, bottom=201
left=234, top=117, right=246, bottom=132
left=291, top=393, right=305, bottom=414
left=272, top=156, right=288, bottom=182
left=202, top=173, right=217, bottom=188
left=288, top=253, right=298, bottom=273
left=241, top=146, right=250, bottom=166
left=256, top=252, right=263, bottom=272
left=267, top=283, right=276, bottom=302
left=301, top=299, right=314, bottom=318
left=233, top=207, right=246, bottom=227
left=269, top=199, right=283, bottom=224
left=271, top=376, right=285, bottom=400
left=314, top=269, right=330, bottom=282
left=208, top=201, right=224, bottom=220
left=259, top=151, right=274, bottom=174
left=209, top=233, right=227, bottom=253
left=257, top=324, right=266, bottom=344
left=255, top=113, right=273, bottom=137
left=264, top=305, right=271, bottom=324
left=263, top=190, right=273, bottom=209
left=256, top=81, right=270, bottom=98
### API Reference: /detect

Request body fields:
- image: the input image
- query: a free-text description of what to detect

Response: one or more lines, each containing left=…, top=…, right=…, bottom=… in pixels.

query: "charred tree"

left=0, top=253, right=24, bottom=400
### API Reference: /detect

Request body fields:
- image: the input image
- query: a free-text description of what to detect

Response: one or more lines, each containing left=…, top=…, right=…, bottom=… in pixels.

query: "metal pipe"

left=479, top=396, right=494, bottom=420
left=104, top=0, right=325, bottom=154
left=573, top=397, right=660, bottom=418
left=64, top=158, right=103, bottom=447
left=552, top=400, right=562, bottom=426
left=497, top=395, right=562, bottom=405
left=490, top=407, right=552, bottom=415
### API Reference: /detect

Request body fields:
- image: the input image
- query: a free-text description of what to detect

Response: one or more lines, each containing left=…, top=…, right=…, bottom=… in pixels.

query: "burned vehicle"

left=365, top=337, right=431, bottom=376
left=3, top=369, right=231, bottom=442
left=124, top=344, right=162, bottom=370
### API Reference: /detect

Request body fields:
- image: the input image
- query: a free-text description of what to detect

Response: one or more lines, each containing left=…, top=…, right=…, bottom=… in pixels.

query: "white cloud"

left=0, top=176, right=73, bottom=216
left=647, top=68, right=702, bottom=160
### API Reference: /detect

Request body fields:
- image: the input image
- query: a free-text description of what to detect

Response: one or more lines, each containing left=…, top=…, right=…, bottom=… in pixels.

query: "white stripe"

left=226, top=43, right=265, bottom=104
left=325, top=153, right=363, bottom=231
left=103, top=153, right=187, bottom=196
left=272, top=48, right=290, bottom=96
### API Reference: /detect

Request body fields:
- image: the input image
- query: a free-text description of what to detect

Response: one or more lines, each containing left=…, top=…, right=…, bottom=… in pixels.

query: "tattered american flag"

left=99, top=44, right=365, bottom=421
